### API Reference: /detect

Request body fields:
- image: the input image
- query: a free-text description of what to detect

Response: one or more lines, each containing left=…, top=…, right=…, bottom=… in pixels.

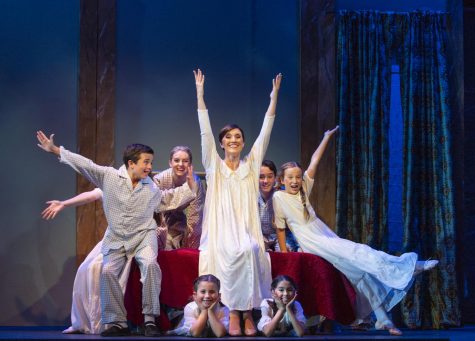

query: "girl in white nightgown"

left=272, top=127, right=438, bottom=336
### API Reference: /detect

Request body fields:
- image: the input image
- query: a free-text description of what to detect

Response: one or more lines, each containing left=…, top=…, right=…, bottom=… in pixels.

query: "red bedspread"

left=124, top=249, right=356, bottom=327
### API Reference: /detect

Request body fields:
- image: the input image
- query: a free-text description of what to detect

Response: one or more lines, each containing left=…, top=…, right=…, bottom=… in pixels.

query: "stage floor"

left=0, top=325, right=473, bottom=341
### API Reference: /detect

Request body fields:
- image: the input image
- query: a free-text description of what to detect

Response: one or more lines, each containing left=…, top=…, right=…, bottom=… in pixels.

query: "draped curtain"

left=398, top=12, right=460, bottom=328
left=336, top=11, right=392, bottom=250
left=336, top=10, right=460, bottom=328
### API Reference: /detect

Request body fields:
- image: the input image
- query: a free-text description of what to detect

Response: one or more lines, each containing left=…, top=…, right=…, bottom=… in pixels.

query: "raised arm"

left=305, top=126, right=339, bottom=179
left=265, top=73, right=282, bottom=118
left=41, top=188, right=103, bottom=220
left=194, top=69, right=206, bottom=110
left=194, top=69, right=218, bottom=170
left=249, top=74, right=282, bottom=167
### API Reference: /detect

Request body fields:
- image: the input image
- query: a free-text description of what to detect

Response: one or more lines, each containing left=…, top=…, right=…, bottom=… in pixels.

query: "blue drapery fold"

left=336, top=10, right=460, bottom=328
left=336, top=11, right=392, bottom=250
left=399, top=11, right=460, bottom=328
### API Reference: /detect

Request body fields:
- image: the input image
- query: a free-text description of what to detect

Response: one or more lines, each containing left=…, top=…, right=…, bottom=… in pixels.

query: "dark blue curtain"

left=336, top=10, right=460, bottom=328
left=398, top=12, right=460, bottom=328
left=336, top=11, right=392, bottom=249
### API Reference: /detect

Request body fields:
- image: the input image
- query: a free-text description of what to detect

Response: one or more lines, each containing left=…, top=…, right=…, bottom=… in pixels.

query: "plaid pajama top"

left=59, top=147, right=195, bottom=255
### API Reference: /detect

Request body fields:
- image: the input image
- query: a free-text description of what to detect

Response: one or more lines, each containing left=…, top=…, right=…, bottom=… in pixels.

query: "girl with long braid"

left=272, top=126, right=438, bottom=336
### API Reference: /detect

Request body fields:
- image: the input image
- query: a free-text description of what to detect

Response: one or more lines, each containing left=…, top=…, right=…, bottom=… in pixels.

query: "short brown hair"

left=123, top=144, right=154, bottom=168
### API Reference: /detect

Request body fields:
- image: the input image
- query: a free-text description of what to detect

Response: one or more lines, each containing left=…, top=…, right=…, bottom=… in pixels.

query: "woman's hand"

left=193, top=69, right=207, bottom=110
left=193, top=69, right=205, bottom=98
left=270, top=73, right=282, bottom=100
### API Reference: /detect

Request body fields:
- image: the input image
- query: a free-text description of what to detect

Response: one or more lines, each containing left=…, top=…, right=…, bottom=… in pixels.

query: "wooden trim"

left=77, top=0, right=116, bottom=265
left=300, top=0, right=337, bottom=228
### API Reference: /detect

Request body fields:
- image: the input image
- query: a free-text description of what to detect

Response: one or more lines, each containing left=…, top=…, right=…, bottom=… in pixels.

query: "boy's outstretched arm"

left=36, top=130, right=107, bottom=188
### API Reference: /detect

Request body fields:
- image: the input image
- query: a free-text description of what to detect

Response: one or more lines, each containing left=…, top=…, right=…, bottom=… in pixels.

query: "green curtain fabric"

left=336, top=11, right=392, bottom=249
left=398, top=12, right=460, bottom=328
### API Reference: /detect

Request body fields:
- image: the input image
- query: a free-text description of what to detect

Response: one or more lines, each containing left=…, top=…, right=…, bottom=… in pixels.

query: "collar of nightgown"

left=220, top=159, right=250, bottom=180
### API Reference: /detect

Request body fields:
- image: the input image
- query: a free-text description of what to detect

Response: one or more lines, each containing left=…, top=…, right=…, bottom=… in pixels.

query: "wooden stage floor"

left=0, top=325, right=474, bottom=341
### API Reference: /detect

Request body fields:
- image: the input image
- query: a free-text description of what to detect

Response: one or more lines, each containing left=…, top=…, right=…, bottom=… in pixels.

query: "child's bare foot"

left=375, top=320, right=403, bottom=336
left=388, top=326, right=403, bottom=336
left=414, top=259, right=439, bottom=276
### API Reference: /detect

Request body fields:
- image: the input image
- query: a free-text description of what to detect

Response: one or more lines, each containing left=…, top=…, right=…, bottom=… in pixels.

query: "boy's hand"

left=36, top=130, right=60, bottom=155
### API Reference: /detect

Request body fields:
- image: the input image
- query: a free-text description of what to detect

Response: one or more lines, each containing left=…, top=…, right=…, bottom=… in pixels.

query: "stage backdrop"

left=0, top=0, right=299, bottom=326
left=0, top=0, right=79, bottom=326
left=0, top=0, right=457, bottom=328
left=114, top=0, right=299, bottom=171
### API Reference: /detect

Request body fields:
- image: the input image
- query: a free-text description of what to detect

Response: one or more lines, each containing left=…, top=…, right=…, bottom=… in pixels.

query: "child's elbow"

left=215, top=329, right=226, bottom=338
left=263, top=329, right=273, bottom=337
left=190, top=329, right=201, bottom=337
left=295, top=326, right=306, bottom=337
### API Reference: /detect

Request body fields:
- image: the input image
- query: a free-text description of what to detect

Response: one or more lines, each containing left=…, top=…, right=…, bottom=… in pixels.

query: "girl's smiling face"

left=272, top=280, right=296, bottom=305
left=193, top=280, right=220, bottom=309
left=282, top=167, right=303, bottom=195
left=169, top=150, right=191, bottom=178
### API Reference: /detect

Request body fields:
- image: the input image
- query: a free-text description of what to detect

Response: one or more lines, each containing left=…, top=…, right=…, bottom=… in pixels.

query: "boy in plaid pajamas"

left=36, top=131, right=196, bottom=337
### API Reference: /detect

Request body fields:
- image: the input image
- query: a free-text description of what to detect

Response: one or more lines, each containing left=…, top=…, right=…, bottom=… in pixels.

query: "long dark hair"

left=193, top=274, right=221, bottom=292
left=271, top=274, right=298, bottom=291
left=269, top=275, right=298, bottom=313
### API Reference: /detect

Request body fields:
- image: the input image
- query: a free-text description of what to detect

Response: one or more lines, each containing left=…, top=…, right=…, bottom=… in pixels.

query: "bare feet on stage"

left=229, top=311, right=242, bottom=336
left=386, top=326, right=403, bottom=336
left=414, top=259, right=439, bottom=276
left=375, top=320, right=403, bottom=336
